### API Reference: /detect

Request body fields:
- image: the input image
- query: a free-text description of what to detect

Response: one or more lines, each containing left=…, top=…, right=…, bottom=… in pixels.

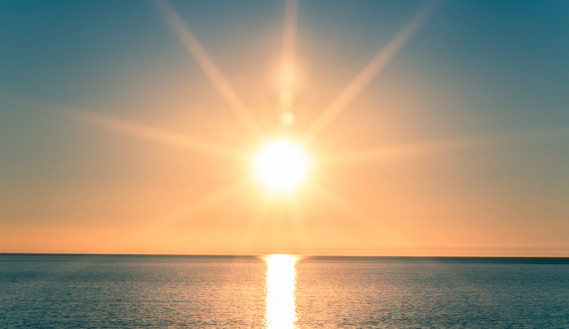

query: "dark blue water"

left=1, top=254, right=568, bottom=328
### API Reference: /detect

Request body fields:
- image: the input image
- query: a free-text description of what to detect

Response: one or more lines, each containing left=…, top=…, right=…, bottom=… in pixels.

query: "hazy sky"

left=1, top=0, right=568, bottom=255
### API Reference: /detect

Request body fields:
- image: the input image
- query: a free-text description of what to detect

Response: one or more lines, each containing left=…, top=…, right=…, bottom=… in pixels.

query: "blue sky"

left=1, top=0, right=568, bottom=255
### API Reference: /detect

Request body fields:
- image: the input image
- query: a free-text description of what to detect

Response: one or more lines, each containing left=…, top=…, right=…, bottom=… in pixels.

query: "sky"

left=1, top=0, right=568, bottom=256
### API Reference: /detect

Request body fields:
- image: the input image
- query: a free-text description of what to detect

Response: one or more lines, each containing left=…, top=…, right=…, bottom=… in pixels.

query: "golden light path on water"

left=265, top=255, right=298, bottom=329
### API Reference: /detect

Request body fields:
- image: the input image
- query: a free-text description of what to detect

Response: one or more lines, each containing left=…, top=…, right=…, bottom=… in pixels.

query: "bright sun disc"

left=253, top=138, right=310, bottom=194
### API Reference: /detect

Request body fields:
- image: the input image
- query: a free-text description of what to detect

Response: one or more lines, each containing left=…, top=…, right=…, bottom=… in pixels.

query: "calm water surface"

left=1, top=254, right=568, bottom=328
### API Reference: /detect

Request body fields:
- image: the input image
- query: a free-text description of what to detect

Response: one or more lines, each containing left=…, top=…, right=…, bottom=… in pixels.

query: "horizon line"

left=2, top=252, right=569, bottom=259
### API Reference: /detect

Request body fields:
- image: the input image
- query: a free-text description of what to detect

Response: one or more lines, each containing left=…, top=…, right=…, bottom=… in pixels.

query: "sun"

left=253, top=138, right=310, bottom=194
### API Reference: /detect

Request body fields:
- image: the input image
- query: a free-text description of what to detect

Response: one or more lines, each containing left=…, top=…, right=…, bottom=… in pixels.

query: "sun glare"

left=253, top=138, right=310, bottom=194
left=265, top=254, right=298, bottom=329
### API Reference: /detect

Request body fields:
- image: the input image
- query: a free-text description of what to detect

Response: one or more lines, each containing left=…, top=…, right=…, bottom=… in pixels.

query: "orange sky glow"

left=1, top=0, right=568, bottom=256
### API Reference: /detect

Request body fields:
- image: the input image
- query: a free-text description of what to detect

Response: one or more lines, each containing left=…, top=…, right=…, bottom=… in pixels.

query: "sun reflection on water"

left=264, top=254, right=298, bottom=329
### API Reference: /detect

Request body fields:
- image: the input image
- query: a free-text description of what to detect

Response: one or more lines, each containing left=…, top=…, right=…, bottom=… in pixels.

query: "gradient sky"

left=1, top=0, right=568, bottom=256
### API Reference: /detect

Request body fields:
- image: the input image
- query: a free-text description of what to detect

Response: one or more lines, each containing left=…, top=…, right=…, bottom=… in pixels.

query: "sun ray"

left=285, top=197, right=311, bottom=254
left=157, top=0, right=263, bottom=139
left=158, top=178, right=252, bottom=228
left=316, top=127, right=569, bottom=167
left=124, top=178, right=252, bottom=241
left=279, top=0, right=299, bottom=113
left=309, top=181, right=380, bottom=228
left=0, top=92, right=248, bottom=162
left=239, top=198, right=270, bottom=255
left=72, top=109, right=248, bottom=162
left=317, top=136, right=488, bottom=167
left=308, top=181, right=404, bottom=247
left=304, top=0, right=440, bottom=142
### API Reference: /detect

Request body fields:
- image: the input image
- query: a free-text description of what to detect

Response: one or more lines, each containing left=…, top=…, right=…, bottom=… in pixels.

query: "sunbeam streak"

left=309, top=182, right=403, bottom=245
left=72, top=110, right=248, bottom=162
left=240, top=199, right=270, bottom=255
left=316, top=127, right=569, bottom=167
left=317, top=136, right=489, bottom=167
left=304, top=0, right=440, bottom=142
left=0, top=92, right=249, bottom=162
left=157, top=178, right=252, bottom=228
left=309, top=182, right=380, bottom=228
left=285, top=198, right=311, bottom=252
left=157, top=0, right=263, bottom=139
left=127, top=178, right=252, bottom=239
left=279, top=0, right=299, bottom=115
left=281, top=0, right=298, bottom=71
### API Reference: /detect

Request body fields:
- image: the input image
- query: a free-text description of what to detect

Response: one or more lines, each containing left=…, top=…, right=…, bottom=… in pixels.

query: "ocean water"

left=1, top=255, right=568, bottom=328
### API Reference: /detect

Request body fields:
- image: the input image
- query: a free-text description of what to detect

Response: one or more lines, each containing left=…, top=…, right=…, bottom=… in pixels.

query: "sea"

left=1, top=254, right=568, bottom=328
